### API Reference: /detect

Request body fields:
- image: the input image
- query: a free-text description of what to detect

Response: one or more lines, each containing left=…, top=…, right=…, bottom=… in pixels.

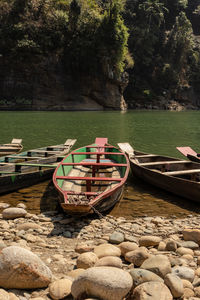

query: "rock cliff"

left=0, top=58, right=127, bottom=111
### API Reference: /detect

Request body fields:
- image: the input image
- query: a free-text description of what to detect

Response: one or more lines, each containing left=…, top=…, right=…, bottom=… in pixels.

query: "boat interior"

left=134, top=151, right=200, bottom=181
left=0, top=140, right=76, bottom=177
left=55, top=145, right=128, bottom=204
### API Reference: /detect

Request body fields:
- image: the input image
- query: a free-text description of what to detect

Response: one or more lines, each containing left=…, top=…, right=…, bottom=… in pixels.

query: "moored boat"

left=118, top=143, right=200, bottom=203
left=0, top=139, right=23, bottom=156
left=53, top=138, right=130, bottom=215
left=0, top=139, right=76, bottom=194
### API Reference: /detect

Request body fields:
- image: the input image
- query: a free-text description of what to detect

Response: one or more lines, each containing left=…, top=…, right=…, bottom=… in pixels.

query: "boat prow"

left=176, top=146, right=200, bottom=163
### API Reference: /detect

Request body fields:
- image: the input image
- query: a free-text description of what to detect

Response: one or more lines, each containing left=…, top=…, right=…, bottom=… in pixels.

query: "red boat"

left=53, top=138, right=130, bottom=215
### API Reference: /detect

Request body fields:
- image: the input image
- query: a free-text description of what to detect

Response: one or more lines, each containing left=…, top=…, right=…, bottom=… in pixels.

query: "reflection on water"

left=0, top=181, right=59, bottom=214
left=111, top=176, right=200, bottom=218
left=0, top=176, right=199, bottom=218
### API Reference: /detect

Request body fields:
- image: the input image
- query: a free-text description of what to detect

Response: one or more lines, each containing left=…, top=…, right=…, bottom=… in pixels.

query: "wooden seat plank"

left=135, top=154, right=160, bottom=158
left=28, top=150, right=61, bottom=154
left=15, top=163, right=57, bottom=168
left=140, top=160, right=190, bottom=166
left=56, top=176, right=122, bottom=181
left=165, top=169, right=200, bottom=176
left=86, top=146, right=115, bottom=149
left=5, top=155, right=43, bottom=159
left=72, top=152, right=123, bottom=155
left=62, top=162, right=127, bottom=167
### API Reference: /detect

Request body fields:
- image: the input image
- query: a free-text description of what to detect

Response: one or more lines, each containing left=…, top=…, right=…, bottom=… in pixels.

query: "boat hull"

left=130, top=158, right=200, bottom=203
left=0, top=139, right=76, bottom=195
left=187, top=154, right=200, bottom=163
left=59, top=185, right=124, bottom=216
left=53, top=139, right=129, bottom=215
left=0, top=168, right=54, bottom=194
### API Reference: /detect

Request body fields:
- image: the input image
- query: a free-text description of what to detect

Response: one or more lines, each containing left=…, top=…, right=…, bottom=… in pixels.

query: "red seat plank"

left=61, top=162, right=127, bottom=167
left=86, top=146, right=115, bottom=149
left=72, top=152, right=123, bottom=155
left=56, top=176, right=122, bottom=181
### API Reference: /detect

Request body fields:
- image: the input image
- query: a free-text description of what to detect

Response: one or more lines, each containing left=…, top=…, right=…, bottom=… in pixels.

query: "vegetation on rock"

left=1, top=0, right=200, bottom=108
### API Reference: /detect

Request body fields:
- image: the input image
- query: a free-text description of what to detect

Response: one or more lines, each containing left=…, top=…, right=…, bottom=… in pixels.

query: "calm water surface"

left=0, top=110, right=200, bottom=217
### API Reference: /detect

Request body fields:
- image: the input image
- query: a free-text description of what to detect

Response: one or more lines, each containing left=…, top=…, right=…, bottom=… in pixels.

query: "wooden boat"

left=177, top=146, right=200, bottom=163
left=0, top=139, right=76, bottom=194
left=118, top=143, right=200, bottom=203
left=0, top=139, right=23, bottom=156
left=53, top=138, right=130, bottom=215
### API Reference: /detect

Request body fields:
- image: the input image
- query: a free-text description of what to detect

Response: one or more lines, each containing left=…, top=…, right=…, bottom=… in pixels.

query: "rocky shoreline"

left=0, top=204, right=200, bottom=299
left=127, top=99, right=199, bottom=111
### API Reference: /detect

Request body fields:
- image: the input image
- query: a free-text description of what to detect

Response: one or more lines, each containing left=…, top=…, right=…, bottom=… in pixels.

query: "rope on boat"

left=88, top=203, right=141, bottom=237
left=68, top=192, right=102, bottom=205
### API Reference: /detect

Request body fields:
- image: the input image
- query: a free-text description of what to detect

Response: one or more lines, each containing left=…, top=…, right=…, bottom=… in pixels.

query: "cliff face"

left=187, top=0, right=200, bottom=35
left=0, top=58, right=127, bottom=111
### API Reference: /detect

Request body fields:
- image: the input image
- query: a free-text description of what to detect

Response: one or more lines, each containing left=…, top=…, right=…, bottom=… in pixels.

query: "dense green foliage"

left=1, top=0, right=200, bottom=101
left=124, top=0, right=200, bottom=100
left=0, top=0, right=129, bottom=76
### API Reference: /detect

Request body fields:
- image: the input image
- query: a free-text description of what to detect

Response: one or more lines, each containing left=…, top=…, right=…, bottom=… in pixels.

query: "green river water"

left=0, top=110, right=200, bottom=218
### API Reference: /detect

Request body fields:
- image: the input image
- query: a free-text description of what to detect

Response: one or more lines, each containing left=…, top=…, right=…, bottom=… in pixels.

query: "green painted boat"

left=53, top=138, right=130, bottom=216
left=0, top=139, right=76, bottom=194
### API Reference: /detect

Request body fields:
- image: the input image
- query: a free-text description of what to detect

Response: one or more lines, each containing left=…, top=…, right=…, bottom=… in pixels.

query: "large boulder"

left=164, top=273, right=184, bottom=298
left=141, top=255, right=171, bottom=278
left=165, top=240, right=177, bottom=252
left=139, top=236, right=161, bottom=247
left=77, top=252, right=98, bottom=269
left=71, top=267, right=133, bottom=300
left=17, top=223, right=41, bottom=231
left=132, top=281, right=173, bottom=300
left=118, top=242, right=138, bottom=257
left=109, top=232, right=124, bottom=244
left=176, top=247, right=194, bottom=256
left=95, top=256, right=122, bottom=268
left=94, top=244, right=121, bottom=258
left=0, top=289, right=10, bottom=300
left=125, top=249, right=150, bottom=266
left=8, top=293, right=19, bottom=300
left=49, top=278, right=72, bottom=300
left=2, top=208, right=27, bottom=219
left=0, top=246, right=52, bottom=289
left=183, top=229, right=200, bottom=245
left=75, top=244, right=94, bottom=254
left=179, top=241, right=199, bottom=249
left=172, top=266, right=195, bottom=282
left=129, top=269, right=163, bottom=288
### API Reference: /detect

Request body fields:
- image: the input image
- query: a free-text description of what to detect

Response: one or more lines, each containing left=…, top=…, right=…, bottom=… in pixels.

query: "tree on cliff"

left=159, top=11, right=194, bottom=90
left=124, top=0, right=168, bottom=97
left=0, top=0, right=68, bottom=58
left=63, top=0, right=130, bottom=77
